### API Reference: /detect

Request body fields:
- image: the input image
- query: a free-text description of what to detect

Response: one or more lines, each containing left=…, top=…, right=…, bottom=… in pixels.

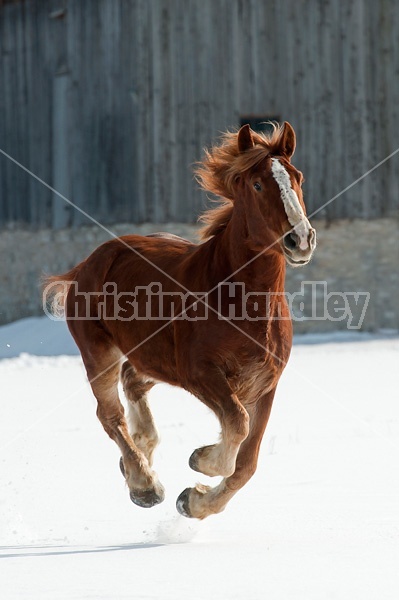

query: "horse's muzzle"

left=283, top=227, right=316, bottom=267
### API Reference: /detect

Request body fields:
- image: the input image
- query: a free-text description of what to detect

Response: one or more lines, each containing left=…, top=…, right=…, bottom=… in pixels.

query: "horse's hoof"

left=176, top=487, right=193, bottom=518
left=119, top=456, right=125, bottom=477
left=129, top=484, right=165, bottom=509
left=189, top=446, right=224, bottom=477
left=188, top=450, right=201, bottom=473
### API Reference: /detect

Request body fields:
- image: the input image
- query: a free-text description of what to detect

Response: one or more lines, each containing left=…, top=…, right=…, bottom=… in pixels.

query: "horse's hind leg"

left=75, top=334, right=165, bottom=508
left=121, top=361, right=160, bottom=467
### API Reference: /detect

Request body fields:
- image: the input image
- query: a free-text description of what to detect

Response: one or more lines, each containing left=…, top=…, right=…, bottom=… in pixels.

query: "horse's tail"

left=42, top=262, right=85, bottom=319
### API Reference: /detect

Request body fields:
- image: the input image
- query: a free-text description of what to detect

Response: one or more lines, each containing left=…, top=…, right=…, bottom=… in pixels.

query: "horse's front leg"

left=177, top=388, right=276, bottom=519
left=184, top=367, right=249, bottom=479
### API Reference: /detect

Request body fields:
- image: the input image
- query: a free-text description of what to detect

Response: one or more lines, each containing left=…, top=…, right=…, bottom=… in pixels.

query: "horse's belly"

left=108, top=321, right=180, bottom=386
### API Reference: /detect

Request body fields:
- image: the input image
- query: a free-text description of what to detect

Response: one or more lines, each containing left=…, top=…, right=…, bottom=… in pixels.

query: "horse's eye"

left=253, top=182, right=262, bottom=192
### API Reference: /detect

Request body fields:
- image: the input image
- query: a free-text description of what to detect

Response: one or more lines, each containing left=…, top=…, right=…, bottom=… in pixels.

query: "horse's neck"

left=216, top=208, right=286, bottom=293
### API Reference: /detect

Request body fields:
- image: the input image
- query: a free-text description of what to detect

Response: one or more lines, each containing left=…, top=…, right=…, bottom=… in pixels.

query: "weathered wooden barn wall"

left=0, top=0, right=399, bottom=227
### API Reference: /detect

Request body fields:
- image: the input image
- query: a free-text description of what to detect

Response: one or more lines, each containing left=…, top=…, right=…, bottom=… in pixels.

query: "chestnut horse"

left=45, top=122, right=316, bottom=519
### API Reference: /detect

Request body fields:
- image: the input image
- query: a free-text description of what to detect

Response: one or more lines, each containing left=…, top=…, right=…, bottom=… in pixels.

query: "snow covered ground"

left=1, top=317, right=398, bottom=599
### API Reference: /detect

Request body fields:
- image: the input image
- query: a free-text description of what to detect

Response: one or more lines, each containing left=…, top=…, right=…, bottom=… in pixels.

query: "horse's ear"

left=279, top=121, right=296, bottom=159
left=238, top=124, right=255, bottom=153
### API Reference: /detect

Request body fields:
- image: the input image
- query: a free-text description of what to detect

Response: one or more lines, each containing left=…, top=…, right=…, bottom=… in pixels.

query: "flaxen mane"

left=196, top=123, right=284, bottom=240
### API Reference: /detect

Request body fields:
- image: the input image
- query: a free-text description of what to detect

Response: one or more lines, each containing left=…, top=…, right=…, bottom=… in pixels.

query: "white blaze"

left=271, top=158, right=311, bottom=251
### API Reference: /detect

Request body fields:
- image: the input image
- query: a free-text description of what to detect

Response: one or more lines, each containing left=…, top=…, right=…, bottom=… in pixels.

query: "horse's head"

left=236, top=122, right=316, bottom=266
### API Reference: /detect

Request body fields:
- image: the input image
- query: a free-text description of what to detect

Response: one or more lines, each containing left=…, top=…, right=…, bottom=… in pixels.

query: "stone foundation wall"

left=1, top=219, right=398, bottom=333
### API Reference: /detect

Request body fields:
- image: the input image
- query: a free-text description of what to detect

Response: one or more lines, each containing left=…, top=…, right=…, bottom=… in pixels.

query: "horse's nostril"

left=309, top=228, right=316, bottom=245
left=284, top=232, right=298, bottom=250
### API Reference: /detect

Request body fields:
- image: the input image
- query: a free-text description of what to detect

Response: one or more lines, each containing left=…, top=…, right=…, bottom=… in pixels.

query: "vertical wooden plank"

left=326, top=0, right=346, bottom=220
left=173, top=0, right=189, bottom=221
left=353, top=0, right=369, bottom=219
left=317, top=0, right=340, bottom=221
left=186, top=0, right=201, bottom=221
left=137, top=0, right=153, bottom=222
left=157, top=0, right=172, bottom=221
left=119, top=0, right=138, bottom=224
left=256, top=0, right=278, bottom=117
left=65, top=0, right=82, bottom=227
left=14, top=0, right=30, bottom=222
left=167, top=0, right=180, bottom=221
left=38, top=0, right=54, bottom=227
left=364, top=0, right=380, bottom=219
left=52, top=73, right=71, bottom=228
left=49, top=0, right=71, bottom=228
left=305, top=0, right=323, bottom=220
left=338, top=1, right=364, bottom=219
left=388, top=0, right=399, bottom=217
left=23, top=3, right=42, bottom=226
left=289, top=0, right=312, bottom=211
left=237, top=0, right=252, bottom=116
left=230, top=0, right=240, bottom=127
left=1, top=3, right=18, bottom=222
left=149, top=0, right=161, bottom=221
left=175, top=0, right=194, bottom=222
left=0, top=2, right=5, bottom=222
left=0, top=2, right=16, bottom=223
left=376, top=0, right=398, bottom=217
